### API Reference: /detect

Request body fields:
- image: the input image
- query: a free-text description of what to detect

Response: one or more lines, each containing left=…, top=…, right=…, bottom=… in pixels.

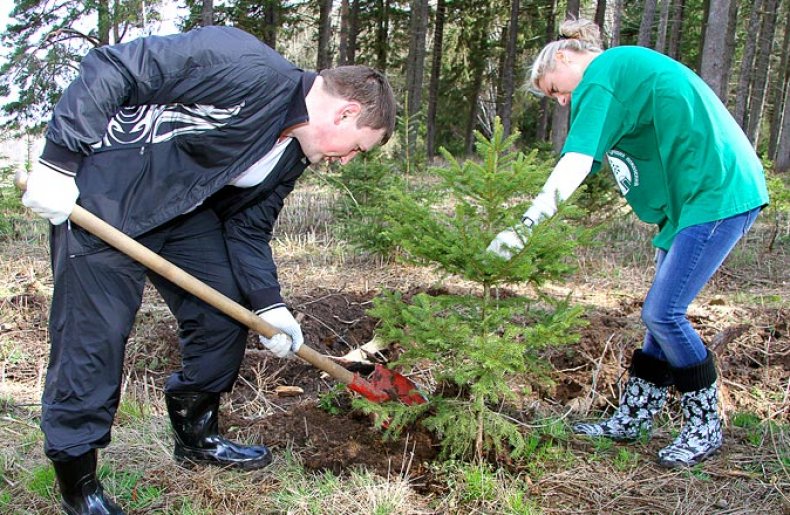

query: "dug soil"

left=209, top=288, right=787, bottom=482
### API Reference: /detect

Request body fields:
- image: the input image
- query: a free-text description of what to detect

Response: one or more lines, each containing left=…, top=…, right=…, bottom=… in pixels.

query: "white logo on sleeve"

left=606, top=149, right=639, bottom=196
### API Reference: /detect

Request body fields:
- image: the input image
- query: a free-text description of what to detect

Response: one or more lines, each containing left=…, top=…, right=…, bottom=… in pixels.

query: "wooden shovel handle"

left=16, top=170, right=355, bottom=385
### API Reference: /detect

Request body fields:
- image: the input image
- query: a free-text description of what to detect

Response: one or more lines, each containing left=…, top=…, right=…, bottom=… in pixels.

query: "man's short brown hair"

left=319, top=66, right=397, bottom=144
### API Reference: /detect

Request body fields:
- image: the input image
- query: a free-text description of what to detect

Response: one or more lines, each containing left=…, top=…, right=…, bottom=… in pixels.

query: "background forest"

left=0, top=0, right=788, bottom=170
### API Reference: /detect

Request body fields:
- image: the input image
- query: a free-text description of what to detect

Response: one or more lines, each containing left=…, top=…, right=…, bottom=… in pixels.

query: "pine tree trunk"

left=98, top=0, right=111, bottom=46
left=406, top=0, right=429, bottom=117
left=464, top=17, right=490, bottom=154
left=638, top=0, right=659, bottom=47
left=376, top=0, right=391, bottom=72
left=776, top=82, right=790, bottom=173
left=734, top=0, right=765, bottom=128
left=426, top=0, right=446, bottom=160
left=699, top=0, right=734, bottom=100
left=348, top=0, right=360, bottom=64
left=338, top=0, right=350, bottom=65
left=655, top=0, right=672, bottom=53
left=537, top=0, right=558, bottom=140
left=262, top=0, right=280, bottom=49
left=746, top=0, right=780, bottom=144
left=405, top=0, right=429, bottom=153
left=551, top=0, right=579, bottom=152
left=594, top=0, right=607, bottom=45
left=612, top=0, right=624, bottom=47
left=201, top=0, right=214, bottom=26
left=696, top=0, right=710, bottom=70
left=497, top=0, right=519, bottom=137
left=722, top=0, right=739, bottom=99
left=768, top=5, right=790, bottom=161
left=316, top=0, right=334, bottom=71
left=667, top=0, right=686, bottom=59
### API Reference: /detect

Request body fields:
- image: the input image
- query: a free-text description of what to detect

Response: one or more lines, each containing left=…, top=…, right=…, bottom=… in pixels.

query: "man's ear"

left=334, top=102, right=362, bottom=124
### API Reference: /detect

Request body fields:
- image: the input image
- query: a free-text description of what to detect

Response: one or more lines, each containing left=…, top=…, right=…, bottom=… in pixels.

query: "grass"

left=268, top=449, right=423, bottom=514
left=0, top=180, right=787, bottom=514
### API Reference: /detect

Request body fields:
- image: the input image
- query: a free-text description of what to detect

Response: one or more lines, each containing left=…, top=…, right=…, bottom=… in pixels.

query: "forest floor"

left=0, top=185, right=788, bottom=514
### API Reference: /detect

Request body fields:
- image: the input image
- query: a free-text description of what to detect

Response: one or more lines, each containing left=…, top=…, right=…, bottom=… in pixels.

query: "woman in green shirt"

left=488, top=19, right=768, bottom=468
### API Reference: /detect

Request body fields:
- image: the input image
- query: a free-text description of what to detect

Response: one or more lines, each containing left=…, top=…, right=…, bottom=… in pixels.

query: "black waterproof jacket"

left=39, top=26, right=313, bottom=310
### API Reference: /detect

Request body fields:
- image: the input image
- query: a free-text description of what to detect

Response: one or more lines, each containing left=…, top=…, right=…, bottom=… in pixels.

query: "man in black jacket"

left=22, top=25, right=396, bottom=514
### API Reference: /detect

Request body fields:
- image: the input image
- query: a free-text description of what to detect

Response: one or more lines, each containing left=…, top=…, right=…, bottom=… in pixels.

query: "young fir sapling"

left=356, top=119, right=590, bottom=462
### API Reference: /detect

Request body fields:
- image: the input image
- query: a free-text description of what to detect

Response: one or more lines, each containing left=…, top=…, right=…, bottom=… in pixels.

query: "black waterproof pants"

left=41, top=207, right=248, bottom=461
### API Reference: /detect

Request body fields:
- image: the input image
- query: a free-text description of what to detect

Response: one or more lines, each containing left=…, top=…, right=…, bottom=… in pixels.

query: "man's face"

left=312, top=124, right=386, bottom=165
left=298, top=102, right=386, bottom=165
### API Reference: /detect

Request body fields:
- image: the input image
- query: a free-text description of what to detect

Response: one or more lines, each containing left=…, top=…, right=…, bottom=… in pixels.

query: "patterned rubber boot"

left=658, top=351, right=722, bottom=467
left=573, top=349, right=673, bottom=441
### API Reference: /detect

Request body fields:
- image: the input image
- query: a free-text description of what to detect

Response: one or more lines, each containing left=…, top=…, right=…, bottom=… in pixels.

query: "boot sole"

left=174, top=451, right=273, bottom=471
left=657, top=444, right=721, bottom=468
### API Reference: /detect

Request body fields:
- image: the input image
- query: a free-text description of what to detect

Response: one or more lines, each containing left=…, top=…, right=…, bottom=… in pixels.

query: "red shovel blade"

left=347, top=364, right=427, bottom=405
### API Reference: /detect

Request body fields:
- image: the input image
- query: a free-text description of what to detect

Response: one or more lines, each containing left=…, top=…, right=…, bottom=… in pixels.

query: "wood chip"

left=275, top=385, right=304, bottom=397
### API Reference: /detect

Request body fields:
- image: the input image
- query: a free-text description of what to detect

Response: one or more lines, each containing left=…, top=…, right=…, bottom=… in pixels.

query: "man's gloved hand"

left=257, top=305, right=304, bottom=358
left=487, top=219, right=533, bottom=260
left=22, top=161, right=79, bottom=225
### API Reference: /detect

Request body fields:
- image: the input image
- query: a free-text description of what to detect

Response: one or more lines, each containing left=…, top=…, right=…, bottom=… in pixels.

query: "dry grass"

left=1, top=183, right=788, bottom=514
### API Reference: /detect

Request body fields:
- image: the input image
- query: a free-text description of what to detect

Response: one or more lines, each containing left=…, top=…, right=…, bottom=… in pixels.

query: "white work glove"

left=22, top=161, right=79, bottom=225
left=257, top=305, right=304, bottom=358
left=487, top=218, right=533, bottom=260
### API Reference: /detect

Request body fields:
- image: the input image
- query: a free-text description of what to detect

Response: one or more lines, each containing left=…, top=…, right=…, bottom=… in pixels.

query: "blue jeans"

left=641, top=207, right=761, bottom=368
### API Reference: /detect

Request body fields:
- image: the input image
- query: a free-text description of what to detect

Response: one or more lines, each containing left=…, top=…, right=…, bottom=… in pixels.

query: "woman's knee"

left=641, top=298, right=672, bottom=334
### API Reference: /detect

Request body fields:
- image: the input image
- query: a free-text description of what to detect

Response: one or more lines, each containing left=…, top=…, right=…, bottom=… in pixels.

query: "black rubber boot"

left=52, top=450, right=124, bottom=515
left=165, top=392, right=272, bottom=470
left=573, top=349, right=674, bottom=441
left=658, top=350, right=722, bottom=467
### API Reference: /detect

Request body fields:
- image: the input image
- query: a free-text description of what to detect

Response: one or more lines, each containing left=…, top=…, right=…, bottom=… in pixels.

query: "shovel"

left=15, top=170, right=426, bottom=406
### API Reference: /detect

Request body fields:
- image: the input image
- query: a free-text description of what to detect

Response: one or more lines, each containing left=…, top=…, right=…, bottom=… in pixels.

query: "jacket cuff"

left=248, top=287, right=284, bottom=312
left=40, top=140, right=83, bottom=177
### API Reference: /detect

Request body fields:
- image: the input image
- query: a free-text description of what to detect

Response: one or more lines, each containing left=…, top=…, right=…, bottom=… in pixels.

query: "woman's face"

left=537, top=51, right=588, bottom=106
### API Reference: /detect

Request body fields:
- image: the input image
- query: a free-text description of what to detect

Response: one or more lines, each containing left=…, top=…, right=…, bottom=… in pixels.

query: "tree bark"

left=464, top=16, right=491, bottom=154
left=696, top=0, right=710, bottom=70
left=98, top=0, right=111, bottom=46
left=338, top=0, right=350, bottom=65
left=594, top=0, right=607, bottom=45
left=611, top=0, right=624, bottom=47
left=768, top=4, right=790, bottom=161
left=655, top=0, right=672, bottom=53
left=348, top=0, right=360, bottom=64
left=201, top=0, right=214, bottom=26
left=497, top=0, right=519, bottom=136
left=722, top=0, right=739, bottom=99
left=426, top=0, right=446, bottom=159
left=316, top=0, right=334, bottom=71
left=551, top=0, right=579, bottom=152
left=667, top=0, right=686, bottom=59
left=537, top=0, right=558, bottom=140
left=776, top=81, right=790, bottom=173
left=405, top=0, right=429, bottom=152
left=699, top=0, right=734, bottom=100
left=406, top=0, right=429, bottom=116
left=734, top=0, right=765, bottom=128
left=746, top=0, right=779, bottom=144
left=638, top=0, right=659, bottom=47
left=375, top=0, right=391, bottom=72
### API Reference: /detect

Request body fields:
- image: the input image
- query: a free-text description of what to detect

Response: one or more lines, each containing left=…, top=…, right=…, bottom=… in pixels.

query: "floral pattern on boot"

left=573, top=377, right=669, bottom=441
left=658, top=383, right=722, bottom=468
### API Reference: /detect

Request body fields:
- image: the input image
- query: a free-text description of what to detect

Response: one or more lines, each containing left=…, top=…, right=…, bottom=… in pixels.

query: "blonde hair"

left=528, top=18, right=604, bottom=94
